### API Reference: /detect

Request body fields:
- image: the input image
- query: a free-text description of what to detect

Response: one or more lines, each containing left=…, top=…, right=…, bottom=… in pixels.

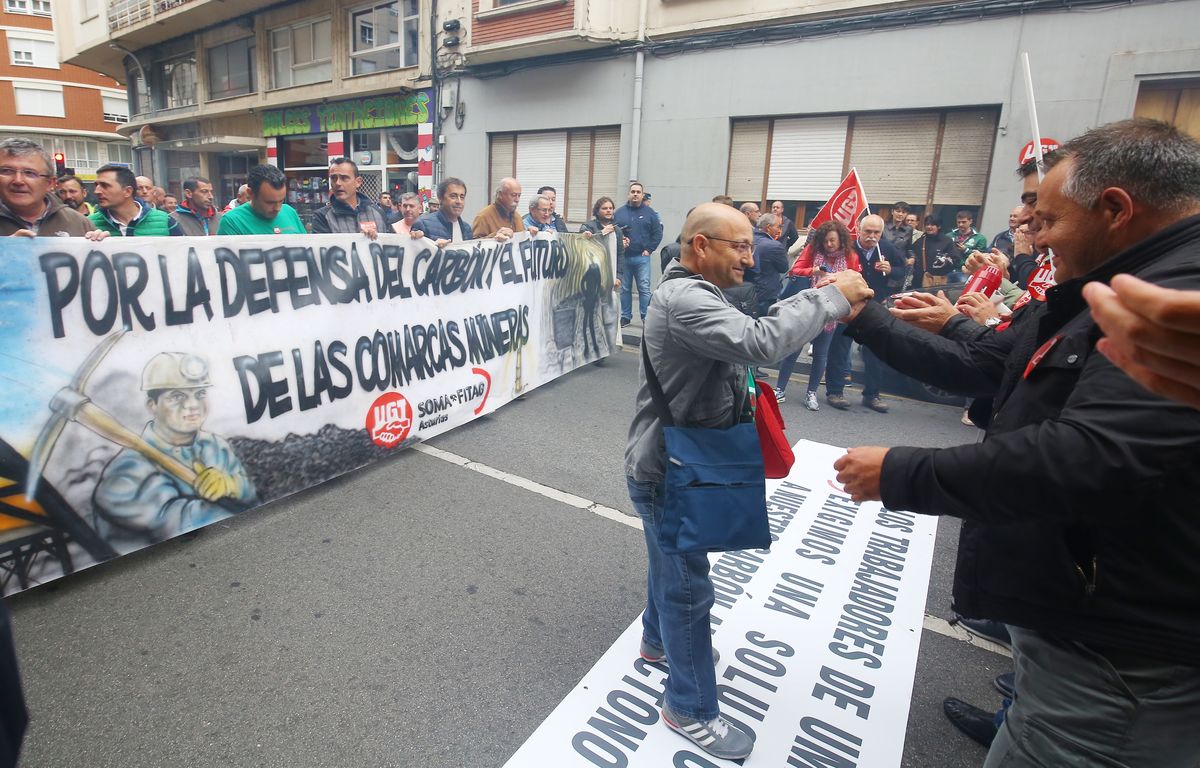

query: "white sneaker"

left=773, top=387, right=786, bottom=403
left=804, top=391, right=819, bottom=411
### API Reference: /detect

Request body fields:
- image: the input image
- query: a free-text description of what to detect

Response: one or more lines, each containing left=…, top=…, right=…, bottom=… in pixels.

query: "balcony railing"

left=107, top=0, right=198, bottom=32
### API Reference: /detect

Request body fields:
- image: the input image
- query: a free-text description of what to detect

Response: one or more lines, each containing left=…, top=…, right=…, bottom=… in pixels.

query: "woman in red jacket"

left=775, top=221, right=861, bottom=410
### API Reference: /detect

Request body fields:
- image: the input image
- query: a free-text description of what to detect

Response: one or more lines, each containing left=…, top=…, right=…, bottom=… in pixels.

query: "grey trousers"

left=985, top=626, right=1200, bottom=767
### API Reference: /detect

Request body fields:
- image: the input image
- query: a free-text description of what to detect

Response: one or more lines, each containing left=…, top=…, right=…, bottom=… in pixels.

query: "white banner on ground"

left=504, top=439, right=937, bottom=768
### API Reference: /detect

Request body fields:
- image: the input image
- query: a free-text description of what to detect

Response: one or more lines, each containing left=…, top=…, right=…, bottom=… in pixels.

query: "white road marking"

left=922, top=614, right=1013, bottom=657
left=415, top=442, right=1010, bottom=656
left=411, top=443, right=642, bottom=530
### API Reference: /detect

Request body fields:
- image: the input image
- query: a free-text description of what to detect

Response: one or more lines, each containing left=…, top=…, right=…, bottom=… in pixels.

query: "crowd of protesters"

left=0, top=132, right=1114, bottom=425
left=1, top=131, right=1179, bottom=425
left=5, top=121, right=1200, bottom=766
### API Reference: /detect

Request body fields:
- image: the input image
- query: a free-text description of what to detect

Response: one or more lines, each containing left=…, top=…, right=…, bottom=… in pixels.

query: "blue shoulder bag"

left=641, top=343, right=771, bottom=556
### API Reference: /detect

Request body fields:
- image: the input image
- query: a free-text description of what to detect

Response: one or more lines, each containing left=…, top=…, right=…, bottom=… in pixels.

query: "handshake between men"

left=816, top=269, right=874, bottom=317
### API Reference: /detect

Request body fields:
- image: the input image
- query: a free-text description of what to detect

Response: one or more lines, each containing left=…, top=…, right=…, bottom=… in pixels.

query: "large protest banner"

left=0, top=230, right=616, bottom=595
left=504, top=440, right=937, bottom=768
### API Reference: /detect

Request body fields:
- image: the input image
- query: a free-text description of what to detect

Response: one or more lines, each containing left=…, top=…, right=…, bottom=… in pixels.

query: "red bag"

left=753, top=379, right=795, bottom=479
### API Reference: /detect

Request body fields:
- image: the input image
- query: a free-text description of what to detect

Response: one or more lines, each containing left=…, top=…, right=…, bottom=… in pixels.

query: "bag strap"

left=643, top=341, right=756, bottom=428
left=641, top=341, right=677, bottom=428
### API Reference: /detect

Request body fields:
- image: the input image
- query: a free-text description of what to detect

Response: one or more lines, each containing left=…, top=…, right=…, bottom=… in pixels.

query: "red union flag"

left=789, top=169, right=869, bottom=276
left=1019, top=138, right=1060, bottom=165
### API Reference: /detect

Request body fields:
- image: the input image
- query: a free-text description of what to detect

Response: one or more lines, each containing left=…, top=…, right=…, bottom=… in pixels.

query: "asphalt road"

left=7, top=347, right=1008, bottom=768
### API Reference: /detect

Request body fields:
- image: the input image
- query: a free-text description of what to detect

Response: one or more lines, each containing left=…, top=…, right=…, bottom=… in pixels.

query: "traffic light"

left=53, top=152, right=65, bottom=175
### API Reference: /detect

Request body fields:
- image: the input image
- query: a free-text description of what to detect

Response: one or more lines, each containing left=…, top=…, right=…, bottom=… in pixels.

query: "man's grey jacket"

left=626, top=262, right=849, bottom=482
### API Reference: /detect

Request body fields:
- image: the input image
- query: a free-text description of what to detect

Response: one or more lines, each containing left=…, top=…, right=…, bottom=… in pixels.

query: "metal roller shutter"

left=848, top=112, right=941, bottom=204
left=766, top=116, right=848, bottom=200
left=566, top=130, right=592, bottom=222
left=726, top=119, right=769, bottom=201
left=590, top=127, right=621, bottom=209
left=1173, top=88, right=1200, bottom=139
left=934, top=110, right=998, bottom=206
left=489, top=134, right=515, bottom=196
left=515, top=131, right=567, bottom=213
left=1135, top=82, right=1200, bottom=140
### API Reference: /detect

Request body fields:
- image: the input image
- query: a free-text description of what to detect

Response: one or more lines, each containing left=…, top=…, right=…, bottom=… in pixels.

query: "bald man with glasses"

left=625, top=203, right=871, bottom=761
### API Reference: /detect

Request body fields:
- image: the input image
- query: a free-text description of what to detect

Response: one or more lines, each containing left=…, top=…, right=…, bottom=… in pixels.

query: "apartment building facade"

left=437, top=0, right=1199, bottom=245
left=1, top=0, right=129, bottom=184
left=57, top=0, right=1199, bottom=234
left=57, top=0, right=436, bottom=217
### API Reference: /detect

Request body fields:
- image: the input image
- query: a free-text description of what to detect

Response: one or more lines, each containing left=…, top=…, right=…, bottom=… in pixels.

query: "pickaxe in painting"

left=26, top=331, right=250, bottom=513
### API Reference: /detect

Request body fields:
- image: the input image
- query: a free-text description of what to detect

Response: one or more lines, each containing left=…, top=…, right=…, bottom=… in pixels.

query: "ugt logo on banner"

left=366, top=392, right=413, bottom=448
left=810, top=168, right=869, bottom=234
left=788, top=169, right=870, bottom=276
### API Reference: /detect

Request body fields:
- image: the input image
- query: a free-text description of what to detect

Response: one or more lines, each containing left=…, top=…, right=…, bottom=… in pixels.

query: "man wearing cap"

left=92, top=352, right=256, bottom=552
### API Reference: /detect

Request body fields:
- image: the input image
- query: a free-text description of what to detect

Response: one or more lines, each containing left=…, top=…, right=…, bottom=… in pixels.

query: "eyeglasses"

left=0, top=167, right=52, bottom=181
left=690, top=234, right=753, bottom=254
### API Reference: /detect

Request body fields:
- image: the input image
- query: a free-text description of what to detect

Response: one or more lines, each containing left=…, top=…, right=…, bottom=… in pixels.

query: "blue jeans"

left=622, top=255, right=652, bottom=321
left=776, top=327, right=833, bottom=394
left=627, top=477, right=719, bottom=721
left=826, top=325, right=883, bottom=399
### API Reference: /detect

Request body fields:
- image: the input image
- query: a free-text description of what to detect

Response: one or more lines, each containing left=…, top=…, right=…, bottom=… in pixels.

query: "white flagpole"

left=853, top=167, right=870, bottom=215
left=1021, top=52, right=1045, bottom=181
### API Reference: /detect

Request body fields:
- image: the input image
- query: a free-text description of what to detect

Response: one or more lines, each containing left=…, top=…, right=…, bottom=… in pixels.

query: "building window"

left=349, top=0, right=418, bottom=76
left=270, top=17, right=332, bottom=89
left=14, top=84, right=65, bottom=118
left=79, top=0, right=97, bottom=18
left=8, top=37, right=57, bottom=68
left=63, top=139, right=101, bottom=170
left=102, top=94, right=129, bottom=123
left=124, top=58, right=151, bottom=115
left=477, top=0, right=561, bottom=11
left=5, top=0, right=53, bottom=15
left=156, top=54, right=197, bottom=109
left=207, top=37, right=256, bottom=100
left=107, top=142, right=133, bottom=166
left=488, top=127, right=621, bottom=224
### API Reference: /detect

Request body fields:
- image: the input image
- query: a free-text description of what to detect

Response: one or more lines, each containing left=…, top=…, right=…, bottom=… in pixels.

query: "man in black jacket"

left=835, top=119, right=1200, bottom=767
left=311, top=157, right=388, bottom=237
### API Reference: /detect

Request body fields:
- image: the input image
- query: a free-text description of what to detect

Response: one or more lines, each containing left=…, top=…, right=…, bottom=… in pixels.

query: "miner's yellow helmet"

left=141, top=353, right=211, bottom=391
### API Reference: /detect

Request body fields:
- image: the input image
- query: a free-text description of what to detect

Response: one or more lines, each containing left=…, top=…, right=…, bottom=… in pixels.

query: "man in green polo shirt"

left=217, top=164, right=306, bottom=235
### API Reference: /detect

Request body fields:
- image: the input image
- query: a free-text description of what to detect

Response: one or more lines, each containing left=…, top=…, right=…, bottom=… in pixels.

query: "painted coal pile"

left=230, top=424, right=414, bottom=502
